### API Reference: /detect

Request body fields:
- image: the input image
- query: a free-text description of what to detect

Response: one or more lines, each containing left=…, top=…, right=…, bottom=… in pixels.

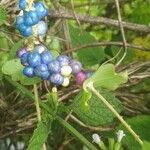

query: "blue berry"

left=48, top=60, right=61, bottom=73
left=19, top=25, right=33, bottom=37
left=17, top=48, right=27, bottom=58
left=24, top=11, right=39, bottom=26
left=19, top=0, right=26, bottom=10
left=37, top=21, right=48, bottom=35
left=27, top=52, right=41, bottom=67
left=57, top=55, right=70, bottom=66
left=20, top=52, right=29, bottom=66
left=34, top=45, right=47, bottom=54
left=50, top=73, right=64, bottom=85
left=34, top=2, right=48, bottom=19
left=35, top=64, right=48, bottom=72
left=41, top=50, right=53, bottom=64
left=40, top=71, right=50, bottom=80
left=16, top=16, right=24, bottom=28
left=70, top=60, right=82, bottom=74
left=23, top=66, right=34, bottom=77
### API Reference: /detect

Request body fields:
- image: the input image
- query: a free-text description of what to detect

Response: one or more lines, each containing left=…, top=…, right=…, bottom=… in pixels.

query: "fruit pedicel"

left=16, top=0, right=93, bottom=87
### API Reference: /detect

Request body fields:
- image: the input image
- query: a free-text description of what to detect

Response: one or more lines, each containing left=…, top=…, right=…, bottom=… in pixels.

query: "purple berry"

left=70, top=60, right=82, bottom=74
left=17, top=48, right=27, bottom=58
left=57, top=55, right=70, bottom=66
left=75, top=71, right=87, bottom=86
left=20, top=52, right=29, bottom=66
left=41, top=50, right=53, bottom=64
left=27, top=52, right=41, bottom=67
left=23, top=66, right=34, bottom=77
left=50, top=73, right=64, bottom=85
left=24, top=11, right=39, bottom=26
left=37, top=21, right=48, bottom=35
left=48, top=60, right=61, bottom=73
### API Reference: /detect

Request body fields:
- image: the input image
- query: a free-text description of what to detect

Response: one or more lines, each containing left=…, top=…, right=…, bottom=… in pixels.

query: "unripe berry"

left=62, top=77, right=70, bottom=87
left=50, top=73, right=64, bottom=85
left=41, top=50, right=53, bottom=64
left=57, top=55, right=70, bottom=66
left=34, top=2, right=48, bottom=19
left=34, top=45, right=46, bottom=54
left=75, top=71, right=87, bottom=85
left=19, top=0, right=26, bottom=10
left=48, top=60, right=61, bottom=73
left=27, top=52, right=41, bottom=67
left=61, top=65, right=72, bottom=77
left=24, top=11, right=39, bottom=26
left=37, top=21, right=48, bottom=36
left=17, top=48, right=27, bottom=58
left=20, top=52, right=29, bottom=66
left=23, top=66, right=34, bottom=77
left=70, top=60, right=82, bottom=74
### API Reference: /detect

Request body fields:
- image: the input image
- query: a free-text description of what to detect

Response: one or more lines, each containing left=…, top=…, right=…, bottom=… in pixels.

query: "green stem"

left=33, top=84, right=41, bottom=122
left=56, top=116, right=98, bottom=150
left=88, top=84, right=143, bottom=146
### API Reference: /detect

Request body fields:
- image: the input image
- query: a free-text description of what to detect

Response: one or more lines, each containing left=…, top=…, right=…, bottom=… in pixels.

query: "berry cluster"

left=17, top=45, right=93, bottom=86
left=16, top=0, right=48, bottom=37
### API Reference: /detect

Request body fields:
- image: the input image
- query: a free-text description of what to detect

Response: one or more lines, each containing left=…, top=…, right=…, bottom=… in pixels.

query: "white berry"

left=61, top=65, right=72, bottom=77
left=62, top=77, right=70, bottom=87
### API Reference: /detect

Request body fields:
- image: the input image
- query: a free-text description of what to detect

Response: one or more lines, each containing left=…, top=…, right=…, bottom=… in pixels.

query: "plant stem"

left=56, top=116, right=98, bottom=150
left=33, top=84, right=41, bottom=122
left=88, top=84, right=143, bottom=146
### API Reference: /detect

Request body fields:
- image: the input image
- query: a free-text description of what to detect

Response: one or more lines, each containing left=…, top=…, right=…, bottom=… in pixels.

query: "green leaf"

left=28, top=122, right=50, bottom=150
left=117, top=115, right=150, bottom=150
left=142, top=141, right=150, bottom=150
left=83, top=64, right=128, bottom=91
left=56, top=116, right=98, bottom=150
left=70, top=89, right=123, bottom=126
left=2, top=59, right=40, bottom=85
left=0, top=6, right=7, bottom=25
left=9, top=40, right=24, bottom=59
left=69, top=25, right=105, bottom=66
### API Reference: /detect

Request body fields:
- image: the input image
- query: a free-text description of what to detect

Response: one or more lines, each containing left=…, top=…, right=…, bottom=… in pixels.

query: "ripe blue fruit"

left=35, top=64, right=48, bottom=72
left=34, top=2, right=48, bottom=19
left=40, top=71, right=50, bottom=80
left=24, top=11, right=39, bottom=26
left=19, top=25, right=33, bottom=37
left=19, top=0, right=26, bottom=10
left=20, top=52, right=29, bottom=66
left=57, top=55, right=70, bottom=66
left=16, top=16, right=24, bottom=28
left=27, top=52, right=41, bottom=67
left=41, top=50, right=53, bottom=64
left=17, top=48, right=27, bottom=58
left=34, top=45, right=47, bottom=54
left=50, top=73, right=64, bottom=85
left=70, top=60, right=82, bottom=74
left=48, top=60, right=61, bottom=73
left=37, top=21, right=48, bottom=35
left=23, top=66, right=34, bottom=77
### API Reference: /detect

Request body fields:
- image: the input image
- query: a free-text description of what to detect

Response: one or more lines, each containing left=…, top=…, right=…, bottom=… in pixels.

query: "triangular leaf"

left=83, top=64, right=128, bottom=91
